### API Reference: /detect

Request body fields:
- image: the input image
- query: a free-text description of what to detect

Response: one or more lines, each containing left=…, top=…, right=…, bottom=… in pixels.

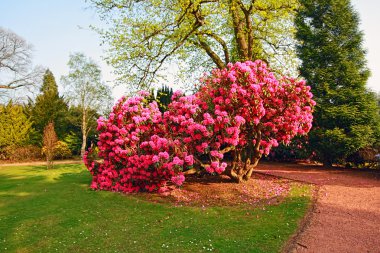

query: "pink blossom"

left=205, top=166, right=214, bottom=174
left=84, top=59, right=314, bottom=193
left=158, top=151, right=169, bottom=159
left=234, top=115, right=245, bottom=125
left=90, top=181, right=98, bottom=189
left=210, top=150, right=223, bottom=159
left=171, top=174, right=185, bottom=186
left=152, top=155, right=159, bottom=163
left=138, top=90, right=150, bottom=97
left=184, top=155, right=194, bottom=165
left=201, top=142, right=209, bottom=149
left=172, top=156, right=184, bottom=166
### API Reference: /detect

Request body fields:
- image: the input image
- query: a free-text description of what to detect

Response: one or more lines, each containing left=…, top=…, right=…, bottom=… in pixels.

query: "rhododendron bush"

left=85, top=60, right=315, bottom=192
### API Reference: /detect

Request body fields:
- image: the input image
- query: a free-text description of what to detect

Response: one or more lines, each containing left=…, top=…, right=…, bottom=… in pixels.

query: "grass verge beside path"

left=0, top=164, right=312, bottom=253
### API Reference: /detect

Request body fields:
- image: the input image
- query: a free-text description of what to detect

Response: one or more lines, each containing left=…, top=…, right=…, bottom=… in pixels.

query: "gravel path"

left=255, top=162, right=380, bottom=253
left=0, top=159, right=83, bottom=167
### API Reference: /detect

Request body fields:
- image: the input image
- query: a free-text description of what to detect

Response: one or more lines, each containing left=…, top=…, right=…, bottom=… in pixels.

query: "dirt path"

left=0, top=159, right=83, bottom=167
left=255, top=162, right=380, bottom=253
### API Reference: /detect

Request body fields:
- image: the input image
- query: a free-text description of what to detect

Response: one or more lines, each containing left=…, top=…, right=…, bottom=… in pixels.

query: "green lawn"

left=0, top=164, right=312, bottom=253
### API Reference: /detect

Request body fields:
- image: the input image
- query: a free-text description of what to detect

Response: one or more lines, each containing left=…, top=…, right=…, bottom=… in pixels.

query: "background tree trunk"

left=81, top=111, right=87, bottom=158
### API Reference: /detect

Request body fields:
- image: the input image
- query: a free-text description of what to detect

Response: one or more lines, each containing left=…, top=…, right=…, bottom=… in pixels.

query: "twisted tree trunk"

left=224, top=126, right=262, bottom=182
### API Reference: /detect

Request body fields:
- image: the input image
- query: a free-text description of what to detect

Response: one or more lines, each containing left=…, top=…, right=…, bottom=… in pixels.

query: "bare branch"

left=195, top=34, right=226, bottom=69
left=200, top=32, right=230, bottom=64
left=0, top=27, right=42, bottom=93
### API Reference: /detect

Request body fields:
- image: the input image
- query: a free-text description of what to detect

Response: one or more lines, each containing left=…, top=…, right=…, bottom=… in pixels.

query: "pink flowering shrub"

left=85, top=60, right=315, bottom=191
left=84, top=92, right=192, bottom=192
left=163, top=60, right=315, bottom=182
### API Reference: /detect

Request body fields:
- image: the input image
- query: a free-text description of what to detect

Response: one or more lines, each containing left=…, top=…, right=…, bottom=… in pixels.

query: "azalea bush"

left=85, top=94, right=184, bottom=192
left=85, top=60, right=315, bottom=192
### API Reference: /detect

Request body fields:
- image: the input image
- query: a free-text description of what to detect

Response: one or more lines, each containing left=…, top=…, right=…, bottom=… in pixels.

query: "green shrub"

left=267, top=136, right=313, bottom=162
left=63, top=131, right=82, bottom=155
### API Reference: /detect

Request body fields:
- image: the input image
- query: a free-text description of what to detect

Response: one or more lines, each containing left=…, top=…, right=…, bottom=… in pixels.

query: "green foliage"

left=91, top=0, right=299, bottom=90
left=268, top=136, right=313, bottom=162
left=156, top=85, right=173, bottom=112
left=0, top=164, right=312, bottom=252
left=63, top=131, right=82, bottom=155
left=29, top=69, right=68, bottom=143
left=295, top=0, right=380, bottom=165
left=0, top=101, right=33, bottom=148
left=64, top=106, right=99, bottom=156
left=148, top=85, right=173, bottom=112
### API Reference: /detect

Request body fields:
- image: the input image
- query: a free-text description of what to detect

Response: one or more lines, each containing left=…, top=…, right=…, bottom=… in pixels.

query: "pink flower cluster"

left=84, top=60, right=315, bottom=192
left=196, top=60, right=315, bottom=156
left=84, top=95, right=189, bottom=193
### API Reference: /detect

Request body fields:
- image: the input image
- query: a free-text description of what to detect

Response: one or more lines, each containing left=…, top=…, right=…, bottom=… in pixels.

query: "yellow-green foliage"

left=53, top=141, right=72, bottom=159
left=91, top=0, right=300, bottom=90
left=0, top=101, right=33, bottom=148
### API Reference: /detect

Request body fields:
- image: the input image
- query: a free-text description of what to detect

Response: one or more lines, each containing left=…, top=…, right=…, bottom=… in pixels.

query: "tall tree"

left=295, top=0, right=380, bottom=165
left=64, top=105, right=100, bottom=155
left=0, top=101, right=33, bottom=148
left=0, top=27, right=43, bottom=97
left=91, top=0, right=299, bottom=90
left=30, top=69, right=68, bottom=142
left=61, top=53, right=112, bottom=157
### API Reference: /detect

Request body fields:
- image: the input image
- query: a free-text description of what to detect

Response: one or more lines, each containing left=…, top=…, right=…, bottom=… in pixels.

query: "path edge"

left=281, top=184, right=320, bottom=253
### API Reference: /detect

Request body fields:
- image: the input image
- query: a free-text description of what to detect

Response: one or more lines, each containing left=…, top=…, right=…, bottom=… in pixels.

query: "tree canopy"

left=91, top=0, right=299, bottom=90
left=61, top=52, right=112, bottom=156
left=0, top=101, right=33, bottom=148
left=295, top=0, right=380, bottom=165
left=30, top=69, right=68, bottom=142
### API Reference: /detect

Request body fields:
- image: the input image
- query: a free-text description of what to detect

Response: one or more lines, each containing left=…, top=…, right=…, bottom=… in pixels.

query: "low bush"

left=346, top=147, right=380, bottom=169
left=0, top=145, right=43, bottom=161
left=53, top=141, right=73, bottom=160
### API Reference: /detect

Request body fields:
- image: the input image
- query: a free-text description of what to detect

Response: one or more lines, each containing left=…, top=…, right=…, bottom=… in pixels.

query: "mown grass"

left=0, top=164, right=312, bottom=253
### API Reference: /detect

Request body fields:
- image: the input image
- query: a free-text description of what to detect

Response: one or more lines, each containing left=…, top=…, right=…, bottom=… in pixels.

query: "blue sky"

left=0, top=0, right=379, bottom=100
left=0, top=0, right=119, bottom=97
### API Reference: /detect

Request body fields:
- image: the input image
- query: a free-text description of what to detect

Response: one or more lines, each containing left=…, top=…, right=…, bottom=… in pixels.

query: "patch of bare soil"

left=141, top=173, right=300, bottom=207
left=254, top=162, right=380, bottom=253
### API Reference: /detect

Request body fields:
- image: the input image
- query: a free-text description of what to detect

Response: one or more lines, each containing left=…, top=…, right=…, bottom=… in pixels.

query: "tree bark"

left=229, top=0, right=249, bottom=61
left=196, top=34, right=226, bottom=69
left=81, top=111, right=87, bottom=158
left=224, top=126, right=262, bottom=183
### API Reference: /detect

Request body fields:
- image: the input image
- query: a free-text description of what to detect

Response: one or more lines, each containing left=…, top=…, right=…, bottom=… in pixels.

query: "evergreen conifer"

left=296, top=0, right=380, bottom=165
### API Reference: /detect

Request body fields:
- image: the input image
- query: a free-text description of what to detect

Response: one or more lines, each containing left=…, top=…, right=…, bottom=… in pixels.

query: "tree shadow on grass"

left=0, top=164, right=95, bottom=250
